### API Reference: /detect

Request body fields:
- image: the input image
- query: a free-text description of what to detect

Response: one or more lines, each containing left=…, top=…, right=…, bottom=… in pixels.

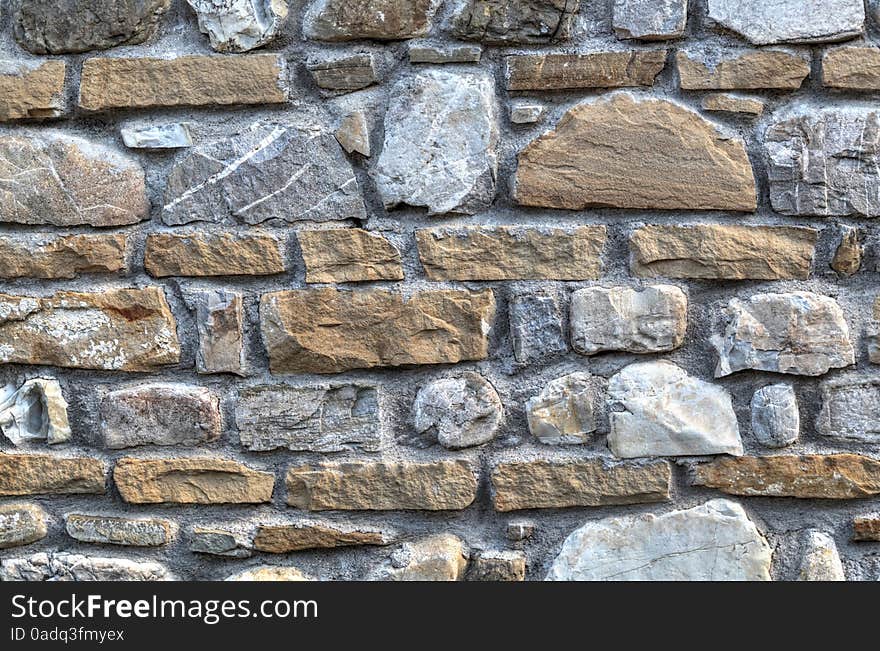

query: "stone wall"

left=1, top=0, right=880, bottom=581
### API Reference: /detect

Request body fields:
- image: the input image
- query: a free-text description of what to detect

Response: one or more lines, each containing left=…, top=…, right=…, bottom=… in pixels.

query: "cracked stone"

left=188, top=0, right=288, bottom=52
left=0, top=553, right=169, bottom=581
left=816, top=375, right=880, bottom=444
left=308, top=54, right=378, bottom=92
left=509, top=290, right=568, bottom=365
left=0, top=60, right=66, bottom=121
left=751, top=384, right=799, bottom=448
left=120, top=123, right=192, bottom=149
left=412, top=372, right=502, bottom=449
left=0, top=503, right=47, bottom=549
left=370, top=534, right=467, bottom=581
left=798, top=530, right=845, bottom=581
left=0, top=377, right=71, bottom=446
left=65, top=514, right=171, bottom=547
left=526, top=372, right=601, bottom=445
left=677, top=49, right=809, bottom=90
left=254, top=521, right=393, bottom=552
left=707, top=0, right=865, bottom=45
left=613, top=0, right=687, bottom=40
left=187, top=290, right=246, bottom=376
left=303, top=0, right=441, bottom=41
left=451, top=0, right=579, bottom=44
left=505, top=51, right=666, bottom=91
left=335, top=111, right=371, bottom=156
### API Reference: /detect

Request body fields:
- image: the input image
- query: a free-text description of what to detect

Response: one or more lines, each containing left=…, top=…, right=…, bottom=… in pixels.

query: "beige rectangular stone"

left=253, top=522, right=393, bottom=552
left=0, top=234, right=126, bottom=279
left=0, top=60, right=66, bottom=121
left=145, top=232, right=285, bottom=277
left=823, top=46, right=880, bottom=90
left=677, top=49, right=809, bottom=90
left=506, top=51, right=666, bottom=91
left=0, top=455, right=105, bottom=496
left=298, top=229, right=403, bottom=283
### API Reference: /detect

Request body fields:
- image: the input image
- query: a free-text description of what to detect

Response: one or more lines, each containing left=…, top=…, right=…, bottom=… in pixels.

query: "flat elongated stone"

left=510, top=102, right=545, bottom=124
left=701, top=93, right=765, bottom=116
left=370, top=534, right=467, bottom=581
left=121, top=123, right=192, bottom=149
left=546, top=499, right=771, bottom=581
left=824, top=47, right=880, bottom=90
left=613, top=0, right=687, bottom=40
left=677, top=49, right=809, bottom=89
left=0, top=133, right=148, bottom=227
left=798, top=531, right=845, bottom=581
left=145, top=232, right=285, bottom=277
left=0, top=503, right=47, bottom=549
left=191, top=527, right=251, bottom=557
left=236, top=384, right=381, bottom=452
left=0, top=60, right=65, bottom=121
left=707, top=0, right=865, bottom=45
left=114, top=458, right=274, bottom=504
left=163, top=122, right=364, bottom=225
left=714, top=292, right=854, bottom=377
left=226, top=566, right=312, bottom=581
left=65, top=514, right=171, bottom=547
left=409, top=43, right=482, bottom=64
left=188, top=0, right=288, bottom=52
left=451, top=0, right=579, bottom=44
left=304, top=0, right=441, bottom=41
left=298, top=229, right=403, bottom=283
left=0, top=287, right=180, bottom=372
left=188, top=290, right=245, bottom=375
left=1, top=553, right=169, bottom=581
left=0, top=234, right=126, bottom=280
left=260, top=288, right=494, bottom=374
left=286, top=460, right=477, bottom=511
left=0, top=377, right=71, bottom=445
left=468, top=551, right=526, bottom=582
left=416, top=226, right=606, bottom=281
left=509, top=291, right=567, bottom=365
left=0, top=455, right=104, bottom=496
left=80, top=54, right=288, bottom=111
left=412, top=373, right=502, bottom=449
left=514, top=94, right=756, bottom=211
left=751, top=384, right=799, bottom=448
left=526, top=372, right=601, bottom=445
left=506, top=51, right=666, bottom=91
left=630, top=225, right=816, bottom=280
left=491, top=458, right=671, bottom=511
left=253, top=522, right=393, bottom=552
left=308, top=54, right=378, bottom=91
left=816, top=376, right=880, bottom=443
left=853, top=515, right=880, bottom=541
left=694, top=454, right=880, bottom=498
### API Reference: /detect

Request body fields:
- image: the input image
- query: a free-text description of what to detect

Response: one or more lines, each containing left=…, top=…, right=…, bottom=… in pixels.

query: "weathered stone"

left=0, top=60, right=65, bottom=121
left=451, top=0, right=579, bottom=44
left=701, top=93, right=765, bottom=116
left=299, top=229, right=403, bottom=283
left=505, top=520, right=535, bottom=541
left=468, top=550, right=526, bottom=581
left=506, top=51, right=666, bottom=91
left=853, top=515, right=880, bottom=541
left=163, top=121, right=363, bottom=225
left=191, top=526, right=251, bottom=558
left=236, top=384, right=381, bottom=452
left=13, top=0, right=171, bottom=54
left=254, top=521, right=393, bottom=552
left=571, top=285, right=687, bottom=355
left=187, top=290, right=245, bottom=376
left=823, top=46, right=880, bottom=90
left=613, top=0, right=687, bottom=40
left=831, top=226, right=861, bottom=275
left=526, top=372, right=601, bottom=445
left=120, top=123, right=192, bottom=149
left=491, top=458, right=671, bottom=511
left=798, top=531, right=845, bottom=581
left=65, top=514, right=171, bottom=547
left=694, top=454, right=880, bottom=498
left=0, top=553, right=169, bottom=581
left=416, top=226, right=605, bottom=281
left=816, top=376, right=880, bottom=444
left=608, top=361, right=742, bottom=458
left=286, top=460, right=477, bottom=511
left=510, top=102, right=545, bottom=124
left=226, top=566, right=312, bottom=581
left=335, top=111, right=371, bottom=156
left=409, top=43, right=482, bottom=64
left=0, top=503, right=47, bottom=549
left=79, top=54, right=288, bottom=111
left=751, top=384, right=799, bottom=448
left=766, top=108, right=880, bottom=217
left=714, top=292, right=854, bottom=377
left=308, top=54, right=378, bottom=92
left=260, top=288, right=494, bottom=374
left=188, top=0, right=288, bottom=52
left=0, top=378, right=70, bottom=446
left=377, top=70, right=498, bottom=215
left=514, top=94, right=756, bottom=211
left=630, top=225, right=816, bottom=280
left=304, top=0, right=440, bottom=41
left=114, top=458, right=274, bottom=504
left=677, top=49, right=809, bottom=90
left=546, top=499, right=771, bottom=581
left=100, top=384, right=222, bottom=449
left=509, top=291, right=567, bottom=365
left=145, top=232, right=285, bottom=277
left=707, top=0, right=865, bottom=45
left=0, top=234, right=126, bottom=280
left=0, top=454, right=104, bottom=496
left=870, top=298, right=880, bottom=365
left=370, top=534, right=467, bottom=581
left=412, top=373, right=502, bottom=449
left=0, top=132, right=148, bottom=227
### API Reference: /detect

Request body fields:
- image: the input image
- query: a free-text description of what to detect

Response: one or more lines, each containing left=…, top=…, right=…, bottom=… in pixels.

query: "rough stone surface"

left=188, top=0, right=288, bottom=53
left=707, top=0, right=865, bottom=45
left=468, top=550, right=526, bottom=581
left=226, top=566, right=312, bottom=581
left=509, top=291, right=567, bottom=365
left=525, top=372, right=601, bottom=445
left=613, top=0, right=687, bottom=40
left=145, top=232, right=285, bottom=277
left=677, top=49, right=809, bottom=90
left=546, top=499, right=772, bottom=581
left=0, top=553, right=169, bottom=581
left=308, top=54, right=378, bottom=92
left=823, top=47, right=880, bottom=90
left=510, top=102, right=545, bottom=124
left=701, top=93, right=764, bottom=116
left=335, top=111, right=371, bottom=156
left=831, top=226, right=861, bottom=275
left=412, top=372, right=503, bottom=449
left=0, top=377, right=71, bottom=446
left=190, top=527, right=251, bottom=558
left=0, top=454, right=104, bottom=496
left=0, top=234, right=126, bottom=280
left=816, top=376, right=880, bottom=444
left=409, top=43, right=482, bottom=64
left=303, top=0, right=441, bottom=41
left=187, top=290, right=246, bottom=376
left=0, top=60, right=65, bottom=121
left=506, top=51, right=667, bottom=91
left=299, top=229, right=403, bottom=283
left=65, top=514, right=171, bottom=547
left=451, top=0, right=579, bottom=44
left=0, top=503, right=47, bottom=549
left=253, top=522, right=393, bottom=552
left=798, top=531, right=845, bottom=581
left=853, top=515, right=880, bottom=541
left=121, top=123, right=192, bottom=149
left=370, top=533, right=467, bottom=581
left=751, top=384, right=799, bottom=448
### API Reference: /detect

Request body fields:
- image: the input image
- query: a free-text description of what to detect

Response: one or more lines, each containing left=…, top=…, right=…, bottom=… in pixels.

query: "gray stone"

left=0, top=553, right=170, bottom=581
left=714, top=292, right=854, bottom=377
left=707, top=0, right=864, bottom=45
left=505, top=520, right=536, bottom=541
left=510, top=102, right=545, bottom=124
left=509, top=291, right=567, bottom=365
left=0, top=377, right=71, bottom=445
left=546, top=499, right=772, bottom=581
left=526, top=372, right=601, bottom=445
left=0, top=503, right=47, bottom=549
left=236, top=384, right=381, bottom=452
left=613, top=0, right=687, bottom=40
left=412, top=373, right=503, bottom=450
left=191, top=526, right=252, bottom=558
left=816, top=376, right=880, bottom=444
left=121, top=123, right=192, bottom=149
left=571, top=285, right=688, bottom=355
left=451, top=0, right=579, bottom=44
left=409, top=43, right=482, bottom=64
left=308, top=54, right=378, bottom=92
left=187, top=290, right=245, bottom=376
left=370, top=534, right=467, bottom=581
left=303, top=0, right=441, bottom=41
left=163, top=121, right=365, bottom=225
left=100, top=384, right=222, bottom=449
left=65, top=514, right=171, bottom=547
left=751, top=384, right=799, bottom=448
left=607, top=360, right=743, bottom=458
left=188, top=0, right=288, bottom=52
left=335, top=111, right=370, bottom=156
left=798, top=531, right=845, bottom=581
left=376, top=70, right=498, bottom=215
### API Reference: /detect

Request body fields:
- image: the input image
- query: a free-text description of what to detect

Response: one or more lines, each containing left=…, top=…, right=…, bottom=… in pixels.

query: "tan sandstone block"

left=0, top=60, right=65, bottom=121
left=0, top=455, right=104, bottom=496
left=145, top=232, right=285, bottom=277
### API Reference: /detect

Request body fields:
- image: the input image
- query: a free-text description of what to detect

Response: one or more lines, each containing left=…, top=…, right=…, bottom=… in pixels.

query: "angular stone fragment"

left=0, top=234, right=126, bottom=280
left=191, top=527, right=252, bottom=558
left=304, top=0, right=440, bottom=41
left=188, top=0, right=288, bottom=52
left=0, top=60, right=65, bottom=121
left=823, top=47, right=880, bottom=90
left=308, top=54, right=378, bottom=92
left=853, top=515, right=880, bottom=541
left=707, top=0, right=865, bottom=45
left=630, top=225, right=816, bottom=280
left=260, top=288, right=494, bottom=374
left=100, top=384, right=222, bottom=449
left=571, top=285, right=687, bottom=355
left=120, top=123, right=192, bottom=149
left=287, top=460, right=477, bottom=511
left=409, top=43, right=482, bottom=64
left=377, top=70, right=498, bottom=215
left=0, top=454, right=104, bottom=496
left=677, top=49, right=809, bottom=90
left=694, top=454, right=880, bottom=498
left=613, top=0, right=687, bottom=40
left=509, top=291, right=567, bottom=365
left=468, top=551, right=526, bottom=581
left=0, top=378, right=70, bottom=446
left=514, top=94, right=757, bottom=211
left=608, top=361, right=742, bottom=458
left=506, top=51, right=666, bottom=91
left=510, top=102, right=545, bottom=124
left=451, top=0, right=579, bottom=44
left=798, top=531, right=845, bottom=581
left=714, top=292, right=854, bottom=377
left=417, top=226, right=605, bottom=281
left=0, top=132, right=148, bottom=227
left=412, top=373, right=502, bottom=449
left=145, top=232, right=285, bottom=277
left=701, top=93, right=764, bottom=116
left=546, top=499, right=771, bottom=581
left=79, top=54, right=288, bottom=111
left=226, top=566, right=311, bottom=581
left=0, top=503, right=47, bottom=549
left=114, top=458, right=274, bottom=504
left=870, top=299, right=880, bottom=365
left=65, top=514, right=171, bottom=547
left=253, top=521, right=393, bottom=552
left=491, top=458, right=671, bottom=511
left=831, top=226, right=861, bottom=275
left=370, top=534, right=467, bottom=581
left=335, top=111, right=371, bottom=156
left=506, top=521, right=535, bottom=541
left=0, top=553, right=169, bottom=581
left=163, top=122, right=363, bottom=225
left=13, top=0, right=171, bottom=54
left=816, top=376, right=880, bottom=443
left=299, top=229, right=402, bottom=283
left=751, top=384, right=799, bottom=448
left=236, top=384, right=381, bottom=452
left=187, top=290, right=245, bottom=376
left=526, top=372, right=601, bottom=445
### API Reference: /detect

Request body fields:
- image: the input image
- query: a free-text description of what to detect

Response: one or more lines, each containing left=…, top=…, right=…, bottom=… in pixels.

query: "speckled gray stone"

left=750, top=384, right=799, bottom=448
left=613, top=0, right=687, bottom=40
left=707, top=0, right=864, bottom=45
